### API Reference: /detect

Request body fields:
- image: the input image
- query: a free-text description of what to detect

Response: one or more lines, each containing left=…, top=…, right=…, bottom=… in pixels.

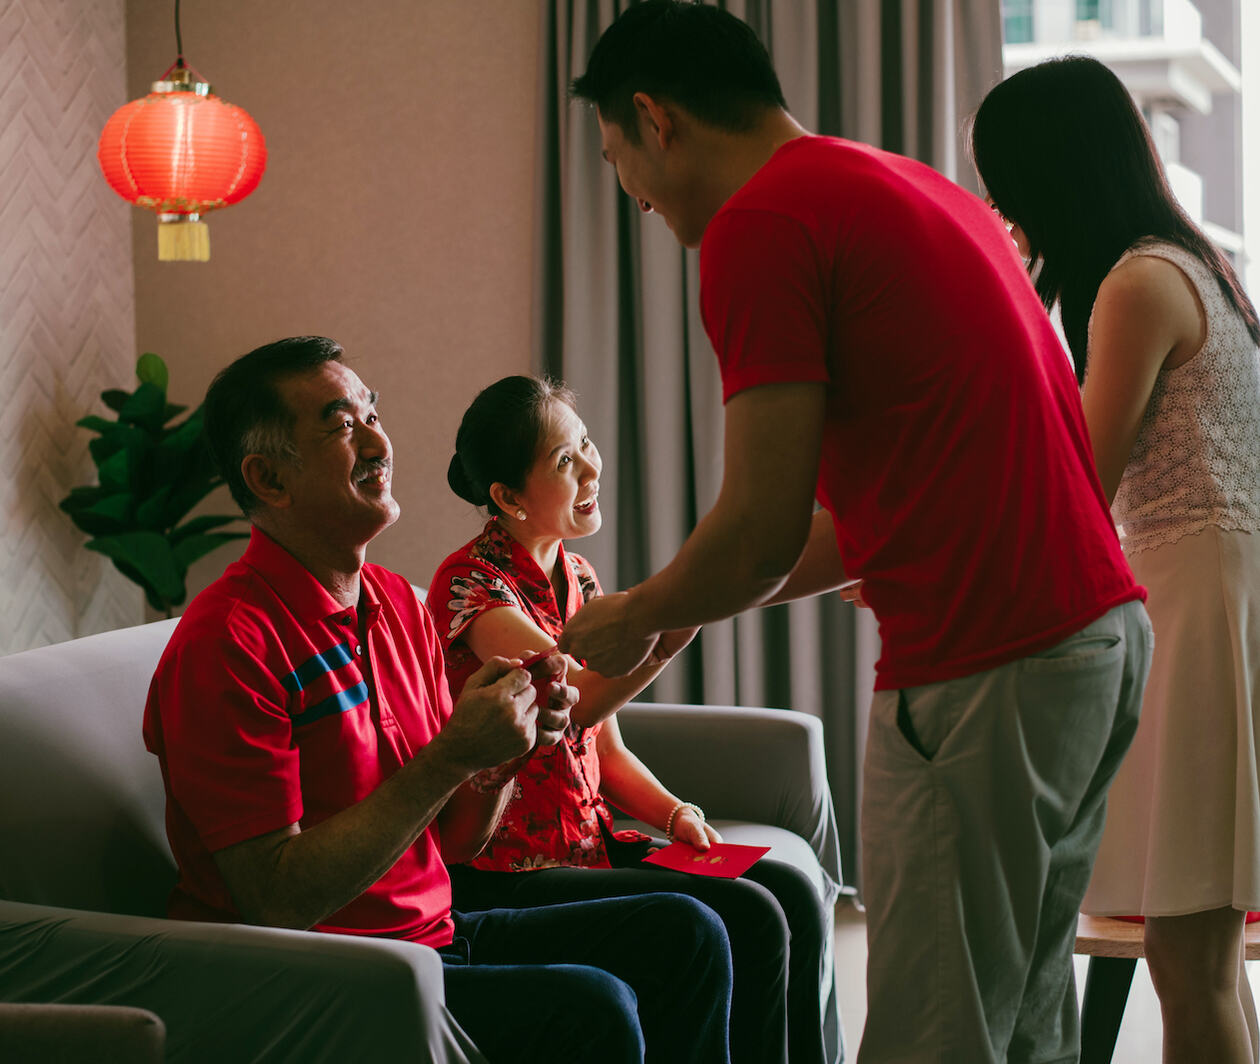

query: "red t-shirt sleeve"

left=156, top=625, right=304, bottom=852
left=700, top=207, right=832, bottom=402
left=427, top=557, right=526, bottom=648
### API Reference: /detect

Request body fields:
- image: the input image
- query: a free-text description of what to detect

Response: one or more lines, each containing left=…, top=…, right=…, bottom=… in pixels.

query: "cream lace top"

left=1094, top=239, right=1260, bottom=556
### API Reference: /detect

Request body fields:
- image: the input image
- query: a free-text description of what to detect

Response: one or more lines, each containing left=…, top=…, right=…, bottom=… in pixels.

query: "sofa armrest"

left=0, top=899, right=486, bottom=1064
left=0, top=1003, right=164, bottom=1063
left=616, top=702, right=845, bottom=900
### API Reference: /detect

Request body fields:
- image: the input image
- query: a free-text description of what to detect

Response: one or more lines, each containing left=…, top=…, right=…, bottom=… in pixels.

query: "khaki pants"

left=858, top=600, right=1152, bottom=1064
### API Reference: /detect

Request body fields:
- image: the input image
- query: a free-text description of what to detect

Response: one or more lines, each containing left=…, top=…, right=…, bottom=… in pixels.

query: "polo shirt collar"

left=241, top=526, right=378, bottom=627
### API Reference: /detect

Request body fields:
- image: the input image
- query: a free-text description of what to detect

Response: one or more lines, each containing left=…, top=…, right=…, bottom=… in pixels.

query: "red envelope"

left=519, top=646, right=562, bottom=704
left=642, top=841, right=771, bottom=879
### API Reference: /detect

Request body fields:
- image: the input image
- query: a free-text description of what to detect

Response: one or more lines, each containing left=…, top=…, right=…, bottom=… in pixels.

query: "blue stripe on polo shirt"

left=281, top=642, right=354, bottom=694
left=291, top=681, right=370, bottom=728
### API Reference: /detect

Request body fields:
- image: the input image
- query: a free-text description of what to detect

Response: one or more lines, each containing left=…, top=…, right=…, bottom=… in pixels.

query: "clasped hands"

left=443, top=649, right=577, bottom=789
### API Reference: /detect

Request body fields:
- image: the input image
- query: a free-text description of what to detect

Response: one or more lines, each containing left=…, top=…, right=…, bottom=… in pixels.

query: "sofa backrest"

left=0, top=619, right=179, bottom=916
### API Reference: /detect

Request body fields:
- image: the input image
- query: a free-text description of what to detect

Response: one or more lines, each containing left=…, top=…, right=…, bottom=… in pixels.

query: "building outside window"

left=1002, top=0, right=1256, bottom=294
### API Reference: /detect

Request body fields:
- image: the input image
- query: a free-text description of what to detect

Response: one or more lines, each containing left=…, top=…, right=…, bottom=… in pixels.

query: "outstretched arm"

left=561, top=381, right=825, bottom=675
left=760, top=508, right=849, bottom=606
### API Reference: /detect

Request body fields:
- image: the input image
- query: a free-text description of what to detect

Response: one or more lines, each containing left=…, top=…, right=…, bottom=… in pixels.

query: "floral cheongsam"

left=428, top=518, right=647, bottom=871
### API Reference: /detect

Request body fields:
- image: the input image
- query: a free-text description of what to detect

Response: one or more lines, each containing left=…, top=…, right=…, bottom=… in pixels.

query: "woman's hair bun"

left=447, top=453, right=486, bottom=506
left=449, top=375, right=578, bottom=516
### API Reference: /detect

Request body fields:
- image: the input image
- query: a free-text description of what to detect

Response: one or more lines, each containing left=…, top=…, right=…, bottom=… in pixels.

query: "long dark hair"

left=968, top=54, right=1259, bottom=383
left=448, top=375, right=578, bottom=516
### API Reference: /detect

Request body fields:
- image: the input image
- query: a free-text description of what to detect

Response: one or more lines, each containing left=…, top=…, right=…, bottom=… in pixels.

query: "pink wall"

left=125, top=0, right=541, bottom=600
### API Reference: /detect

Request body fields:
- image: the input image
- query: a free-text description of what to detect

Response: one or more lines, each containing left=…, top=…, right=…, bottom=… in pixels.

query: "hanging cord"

left=158, top=0, right=209, bottom=87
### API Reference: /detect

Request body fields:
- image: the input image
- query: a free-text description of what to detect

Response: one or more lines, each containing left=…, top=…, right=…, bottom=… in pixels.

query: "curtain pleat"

left=534, top=0, right=1002, bottom=893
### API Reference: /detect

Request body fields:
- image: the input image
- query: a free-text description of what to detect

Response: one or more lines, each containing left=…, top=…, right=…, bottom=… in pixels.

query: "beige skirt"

left=1084, top=524, right=1260, bottom=917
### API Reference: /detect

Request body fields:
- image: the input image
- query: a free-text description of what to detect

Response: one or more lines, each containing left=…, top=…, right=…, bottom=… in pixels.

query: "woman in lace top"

left=972, top=55, right=1260, bottom=1064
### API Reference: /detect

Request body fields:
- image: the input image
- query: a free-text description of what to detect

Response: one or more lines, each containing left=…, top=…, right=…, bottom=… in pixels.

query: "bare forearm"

left=762, top=509, right=848, bottom=606
left=628, top=495, right=809, bottom=634
left=561, top=383, right=824, bottom=676
left=597, top=746, right=679, bottom=831
left=570, top=660, right=668, bottom=728
left=436, top=778, right=516, bottom=864
left=216, top=733, right=473, bottom=929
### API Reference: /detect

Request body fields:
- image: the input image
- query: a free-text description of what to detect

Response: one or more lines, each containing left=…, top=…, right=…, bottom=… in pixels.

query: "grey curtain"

left=534, top=0, right=1003, bottom=892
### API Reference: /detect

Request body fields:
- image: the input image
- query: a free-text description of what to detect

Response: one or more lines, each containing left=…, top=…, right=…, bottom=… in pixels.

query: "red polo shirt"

left=143, top=527, right=457, bottom=947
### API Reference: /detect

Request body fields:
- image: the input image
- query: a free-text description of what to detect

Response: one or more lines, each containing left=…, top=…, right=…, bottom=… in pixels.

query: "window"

left=1003, top=0, right=1034, bottom=44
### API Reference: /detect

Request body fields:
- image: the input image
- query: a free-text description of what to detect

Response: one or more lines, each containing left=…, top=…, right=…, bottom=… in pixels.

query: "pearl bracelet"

left=665, top=801, right=705, bottom=841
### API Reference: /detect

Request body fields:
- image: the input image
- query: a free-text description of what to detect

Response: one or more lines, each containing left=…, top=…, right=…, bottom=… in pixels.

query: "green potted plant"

left=60, top=352, right=248, bottom=617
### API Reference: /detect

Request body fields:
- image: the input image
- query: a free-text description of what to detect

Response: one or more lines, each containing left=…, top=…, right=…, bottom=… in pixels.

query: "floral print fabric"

left=429, top=519, right=646, bottom=871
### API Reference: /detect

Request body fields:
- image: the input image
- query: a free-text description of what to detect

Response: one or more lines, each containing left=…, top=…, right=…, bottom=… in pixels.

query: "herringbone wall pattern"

left=0, top=0, right=142, bottom=655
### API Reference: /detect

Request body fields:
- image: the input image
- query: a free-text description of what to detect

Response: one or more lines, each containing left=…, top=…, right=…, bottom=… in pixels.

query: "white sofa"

left=0, top=617, right=845, bottom=1062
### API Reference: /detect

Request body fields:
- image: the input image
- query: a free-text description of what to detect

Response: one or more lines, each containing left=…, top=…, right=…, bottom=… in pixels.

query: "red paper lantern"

left=98, top=67, right=266, bottom=261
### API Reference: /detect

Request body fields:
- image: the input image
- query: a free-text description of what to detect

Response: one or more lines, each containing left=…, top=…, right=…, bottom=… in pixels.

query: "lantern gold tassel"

left=157, top=218, right=210, bottom=262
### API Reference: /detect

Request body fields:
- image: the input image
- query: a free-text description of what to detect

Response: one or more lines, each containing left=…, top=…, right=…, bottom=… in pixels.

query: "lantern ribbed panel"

left=97, top=91, right=266, bottom=216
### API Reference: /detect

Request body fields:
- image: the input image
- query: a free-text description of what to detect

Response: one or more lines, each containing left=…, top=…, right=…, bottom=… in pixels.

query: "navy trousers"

left=450, top=855, right=832, bottom=1064
left=441, top=892, right=732, bottom=1064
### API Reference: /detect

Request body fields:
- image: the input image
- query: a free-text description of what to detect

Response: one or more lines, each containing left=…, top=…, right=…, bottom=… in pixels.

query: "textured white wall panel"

left=0, top=0, right=142, bottom=654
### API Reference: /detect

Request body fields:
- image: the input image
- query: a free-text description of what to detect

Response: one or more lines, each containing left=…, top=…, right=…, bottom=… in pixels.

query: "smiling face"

left=598, top=105, right=711, bottom=249
left=270, top=360, right=399, bottom=543
left=511, top=399, right=602, bottom=544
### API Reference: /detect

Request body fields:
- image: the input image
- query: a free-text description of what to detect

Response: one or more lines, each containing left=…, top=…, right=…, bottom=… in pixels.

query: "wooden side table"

left=1075, top=914, right=1260, bottom=1063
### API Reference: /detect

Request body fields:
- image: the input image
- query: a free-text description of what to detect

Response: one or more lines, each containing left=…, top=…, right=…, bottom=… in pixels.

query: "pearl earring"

left=516, top=509, right=527, bottom=521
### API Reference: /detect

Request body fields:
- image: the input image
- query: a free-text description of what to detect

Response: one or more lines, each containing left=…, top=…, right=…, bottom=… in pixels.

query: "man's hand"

left=560, top=592, right=658, bottom=678
left=439, top=657, right=542, bottom=775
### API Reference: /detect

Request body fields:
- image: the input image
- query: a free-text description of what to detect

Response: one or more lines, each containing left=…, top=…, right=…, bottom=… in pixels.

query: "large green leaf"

left=172, top=531, right=249, bottom=571
left=135, top=486, right=173, bottom=530
left=75, top=415, right=120, bottom=435
left=101, top=389, right=131, bottom=413
left=60, top=489, right=132, bottom=535
left=120, top=382, right=166, bottom=433
left=170, top=514, right=245, bottom=542
left=152, top=409, right=211, bottom=500
left=158, top=407, right=206, bottom=454
left=136, top=352, right=169, bottom=391
left=84, top=494, right=133, bottom=524
left=96, top=446, right=133, bottom=492
left=86, top=532, right=184, bottom=607
left=88, top=422, right=146, bottom=466
left=59, top=484, right=108, bottom=513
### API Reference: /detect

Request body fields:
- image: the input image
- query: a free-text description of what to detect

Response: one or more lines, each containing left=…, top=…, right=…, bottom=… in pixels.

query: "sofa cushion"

left=0, top=620, right=179, bottom=915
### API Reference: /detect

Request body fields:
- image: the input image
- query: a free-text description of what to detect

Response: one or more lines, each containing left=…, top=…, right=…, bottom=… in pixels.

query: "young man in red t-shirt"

left=560, top=4, right=1152, bottom=1062
left=144, top=336, right=734, bottom=1064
